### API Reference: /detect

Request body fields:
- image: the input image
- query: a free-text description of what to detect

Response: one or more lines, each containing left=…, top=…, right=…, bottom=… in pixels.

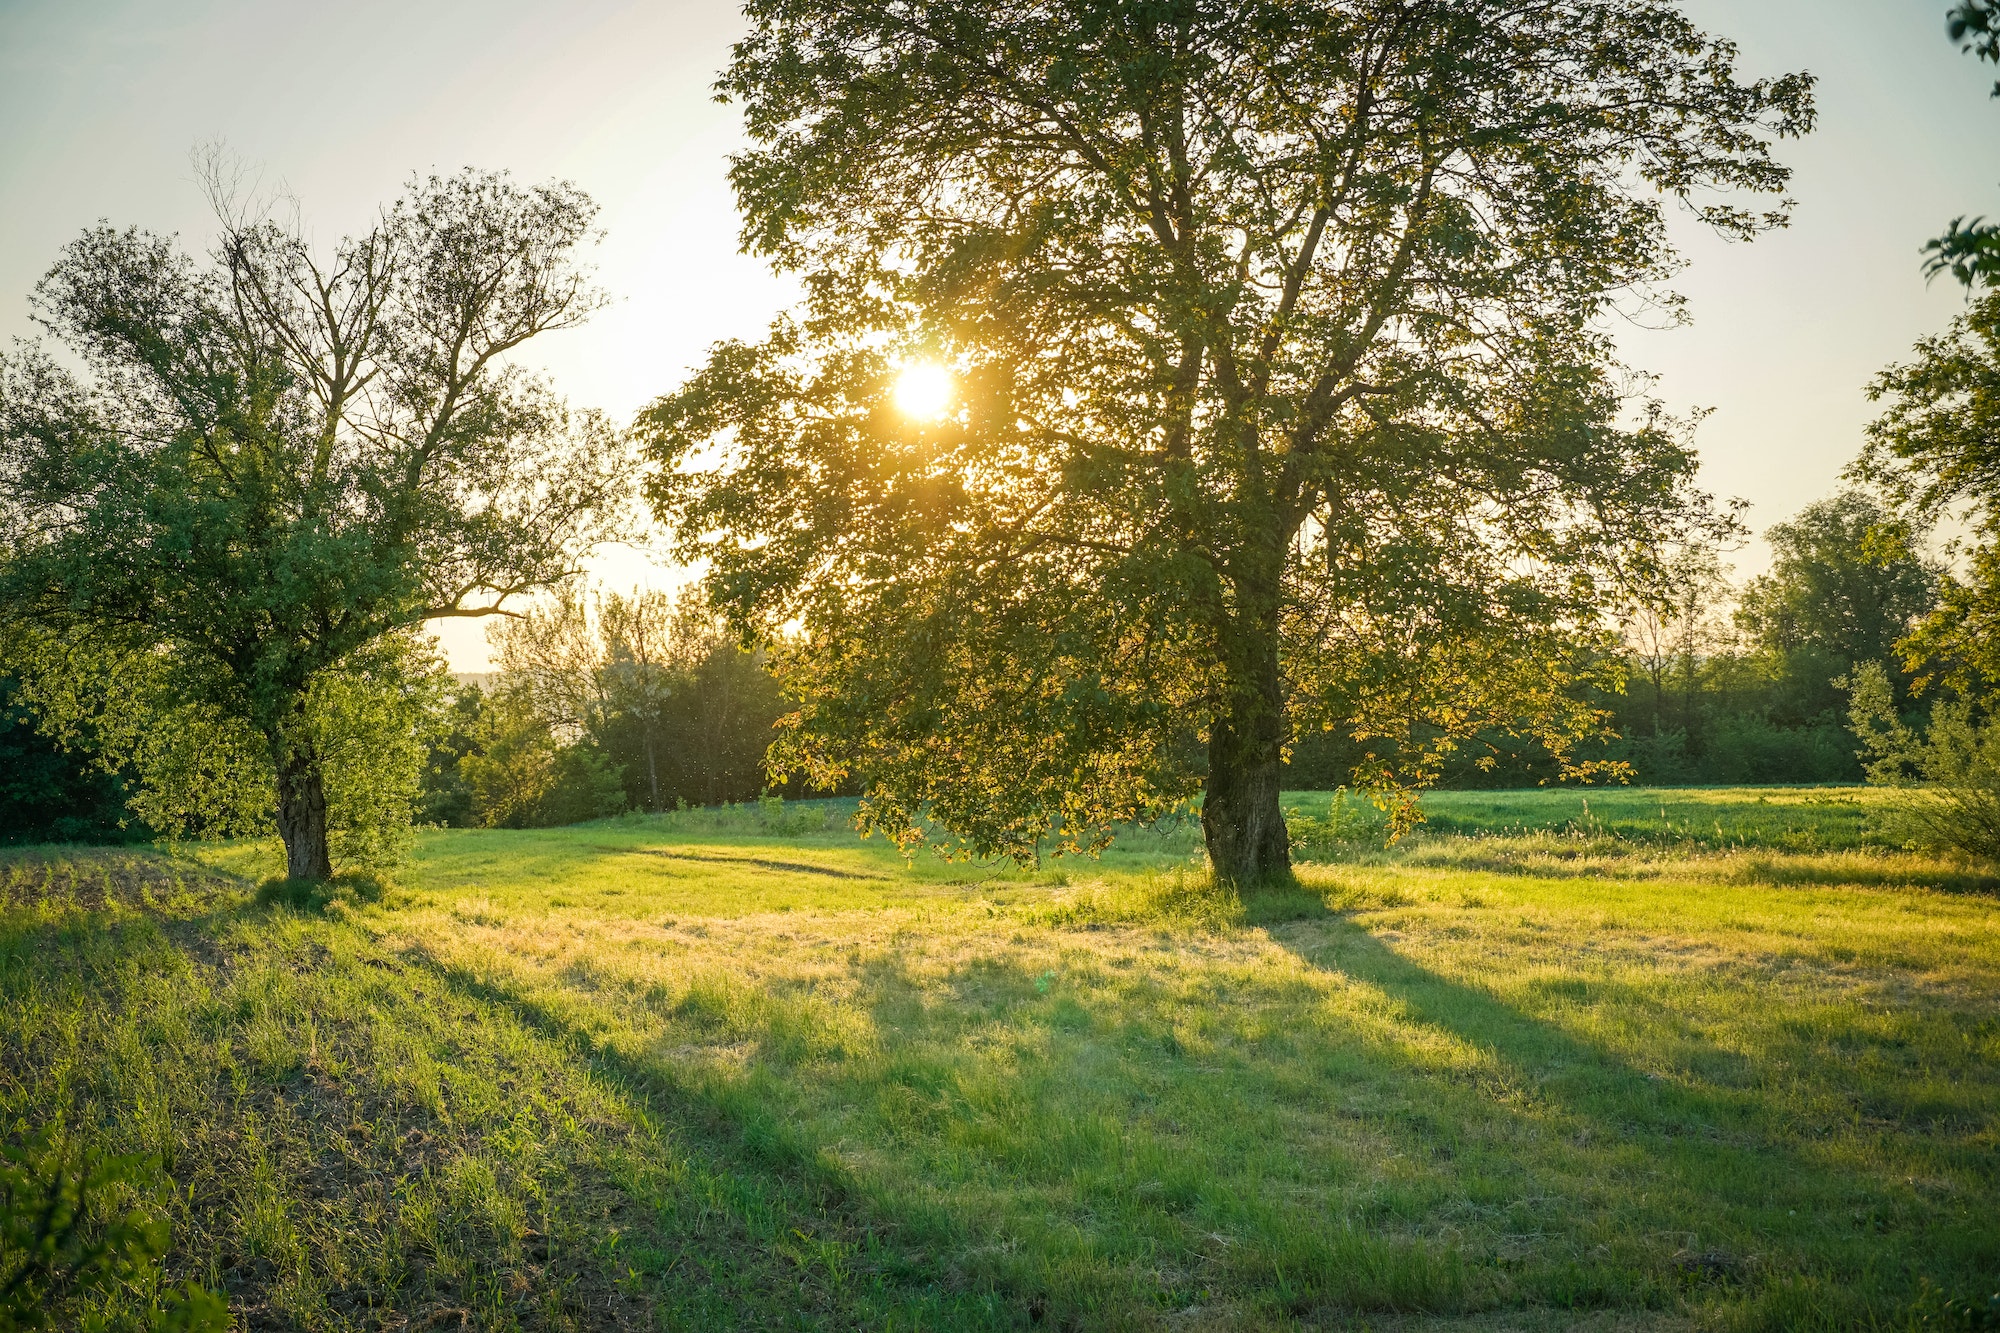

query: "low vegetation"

left=3, top=789, right=1995, bottom=1330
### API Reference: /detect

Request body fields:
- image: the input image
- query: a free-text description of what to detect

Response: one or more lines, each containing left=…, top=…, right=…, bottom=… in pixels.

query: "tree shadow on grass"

left=1257, top=906, right=1991, bottom=1322
left=396, top=893, right=1989, bottom=1331
left=0, top=870, right=1018, bottom=1333
left=406, top=945, right=1026, bottom=1332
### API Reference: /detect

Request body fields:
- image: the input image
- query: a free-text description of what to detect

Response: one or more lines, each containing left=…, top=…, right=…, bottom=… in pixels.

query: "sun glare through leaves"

left=892, top=361, right=954, bottom=421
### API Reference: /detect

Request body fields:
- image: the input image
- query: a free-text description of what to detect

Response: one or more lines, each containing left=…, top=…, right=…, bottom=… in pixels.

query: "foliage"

left=1736, top=491, right=1938, bottom=680
left=3, top=628, right=448, bottom=869
left=1284, top=788, right=1391, bottom=856
left=480, top=586, right=788, bottom=812
left=1925, top=2, right=2000, bottom=287
left=457, top=685, right=626, bottom=829
left=0, top=1129, right=225, bottom=1332
left=1624, top=537, right=1739, bottom=740
left=1280, top=488, right=1941, bottom=790
left=0, top=164, right=628, bottom=879
left=1860, top=293, right=2000, bottom=700
left=1, top=628, right=278, bottom=841
left=0, top=677, right=140, bottom=845
left=303, top=638, right=448, bottom=869
left=645, top=0, right=1812, bottom=880
left=1848, top=660, right=2000, bottom=859
left=415, top=682, right=484, bottom=827
left=756, top=793, right=829, bottom=837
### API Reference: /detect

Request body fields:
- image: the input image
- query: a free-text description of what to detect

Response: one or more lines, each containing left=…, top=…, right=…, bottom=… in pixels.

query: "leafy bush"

left=459, top=686, right=626, bottom=828
left=758, top=794, right=829, bottom=837
left=1848, top=661, right=2000, bottom=859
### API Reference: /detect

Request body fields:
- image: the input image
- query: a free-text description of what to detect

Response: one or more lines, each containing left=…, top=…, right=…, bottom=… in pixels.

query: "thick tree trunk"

left=1202, top=622, right=1291, bottom=885
left=274, top=746, right=333, bottom=882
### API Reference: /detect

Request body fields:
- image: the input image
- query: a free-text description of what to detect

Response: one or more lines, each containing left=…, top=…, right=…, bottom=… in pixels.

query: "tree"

left=1626, top=540, right=1738, bottom=739
left=1926, top=1, right=2000, bottom=287
left=1736, top=491, right=1938, bottom=720
left=646, top=591, right=787, bottom=807
left=458, top=682, right=626, bottom=828
left=1848, top=659, right=2000, bottom=860
left=0, top=168, right=628, bottom=880
left=599, top=589, right=677, bottom=811
left=643, top=0, right=1812, bottom=880
left=417, top=681, right=486, bottom=827
left=1859, top=295, right=2000, bottom=699
left=481, top=584, right=785, bottom=811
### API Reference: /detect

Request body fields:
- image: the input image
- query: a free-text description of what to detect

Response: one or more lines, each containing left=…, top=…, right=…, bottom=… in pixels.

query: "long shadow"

left=387, top=894, right=1982, bottom=1322
left=1254, top=908, right=1986, bottom=1305
left=829, top=912, right=1957, bottom=1308
left=0, top=869, right=1024, bottom=1332
left=401, top=943, right=1025, bottom=1331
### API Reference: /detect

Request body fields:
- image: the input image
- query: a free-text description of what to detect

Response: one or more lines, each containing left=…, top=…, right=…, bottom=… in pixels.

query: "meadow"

left=1, top=786, right=1996, bottom=1331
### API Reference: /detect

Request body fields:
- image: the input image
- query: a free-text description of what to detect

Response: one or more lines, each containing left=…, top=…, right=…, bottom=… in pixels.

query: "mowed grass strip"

left=3, top=788, right=1997, bottom=1331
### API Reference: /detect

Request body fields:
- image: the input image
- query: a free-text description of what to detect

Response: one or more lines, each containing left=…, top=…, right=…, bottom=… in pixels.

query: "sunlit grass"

left=5, top=788, right=1997, bottom=1329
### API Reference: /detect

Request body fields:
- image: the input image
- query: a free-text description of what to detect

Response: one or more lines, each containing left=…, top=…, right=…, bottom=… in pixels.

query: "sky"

left=2, top=0, right=1996, bottom=670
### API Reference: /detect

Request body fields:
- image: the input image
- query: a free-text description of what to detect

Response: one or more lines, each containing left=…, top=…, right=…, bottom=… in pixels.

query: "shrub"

left=255, top=870, right=388, bottom=914
left=1847, top=661, right=2000, bottom=859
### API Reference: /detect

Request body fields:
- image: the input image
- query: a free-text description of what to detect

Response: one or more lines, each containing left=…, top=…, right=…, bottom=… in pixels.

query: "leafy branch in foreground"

left=0, top=1130, right=225, bottom=1332
left=646, top=0, right=1810, bottom=881
left=1858, top=293, right=2000, bottom=701
left=0, top=164, right=629, bottom=879
left=1923, top=2, right=2000, bottom=286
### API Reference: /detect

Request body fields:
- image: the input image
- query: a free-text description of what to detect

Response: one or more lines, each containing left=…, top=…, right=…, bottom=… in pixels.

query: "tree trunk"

left=274, top=745, right=333, bottom=881
left=643, top=730, right=660, bottom=812
left=1202, top=622, right=1291, bottom=885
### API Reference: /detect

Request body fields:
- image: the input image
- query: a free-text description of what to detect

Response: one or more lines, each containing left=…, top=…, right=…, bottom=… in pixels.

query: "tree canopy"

left=0, top=168, right=627, bottom=878
left=643, top=0, right=1813, bottom=880
left=1860, top=294, right=2000, bottom=699
left=1737, top=491, right=1938, bottom=679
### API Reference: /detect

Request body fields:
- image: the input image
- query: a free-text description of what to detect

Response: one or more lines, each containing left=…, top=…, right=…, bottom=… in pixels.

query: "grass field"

left=2, top=787, right=1996, bottom=1331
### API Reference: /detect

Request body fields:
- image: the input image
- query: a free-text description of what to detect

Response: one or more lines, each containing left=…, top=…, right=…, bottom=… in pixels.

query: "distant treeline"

left=416, top=588, right=799, bottom=829
left=1292, top=489, right=1938, bottom=791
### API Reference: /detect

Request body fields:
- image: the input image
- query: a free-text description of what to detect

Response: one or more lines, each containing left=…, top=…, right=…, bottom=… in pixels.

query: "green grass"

left=3, top=788, right=1997, bottom=1330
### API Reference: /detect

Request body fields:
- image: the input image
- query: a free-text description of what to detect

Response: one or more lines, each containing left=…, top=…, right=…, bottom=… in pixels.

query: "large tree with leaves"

left=644, top=0, right=1812, bottom=881
left=0, top=169, right=627, bottom=879
left=1738, top=493, right=1938, bottom=668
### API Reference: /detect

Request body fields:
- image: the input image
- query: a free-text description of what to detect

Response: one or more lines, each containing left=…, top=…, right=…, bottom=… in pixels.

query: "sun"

left=892, top=361, right=954, bottom=421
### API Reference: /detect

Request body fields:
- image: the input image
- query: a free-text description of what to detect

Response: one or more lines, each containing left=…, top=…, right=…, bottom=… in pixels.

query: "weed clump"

left=1285, top=789, right=1391, bottom=858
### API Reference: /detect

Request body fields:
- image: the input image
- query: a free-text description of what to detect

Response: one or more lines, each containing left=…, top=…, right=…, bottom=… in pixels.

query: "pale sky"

left=2, top=0, right=1995, bottom=669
